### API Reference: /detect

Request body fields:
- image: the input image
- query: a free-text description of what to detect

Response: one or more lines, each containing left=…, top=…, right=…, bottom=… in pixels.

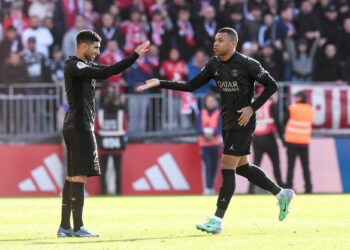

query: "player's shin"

left=214, top=169, right=236, bottom=219
left=236, top=164, right=282, bottom=195
left=60, top=180, right=72, bottom=229
left=70, top=182, right=85, bottom=232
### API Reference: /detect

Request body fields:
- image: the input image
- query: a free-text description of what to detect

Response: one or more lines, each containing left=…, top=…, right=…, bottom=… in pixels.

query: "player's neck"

left=220, top=49, right=235, bottom=62
left=74, top=51, right=88, bottom=63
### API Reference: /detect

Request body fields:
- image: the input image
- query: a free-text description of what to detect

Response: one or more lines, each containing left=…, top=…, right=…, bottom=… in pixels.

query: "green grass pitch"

left=0, top=194, right=349, bottom=250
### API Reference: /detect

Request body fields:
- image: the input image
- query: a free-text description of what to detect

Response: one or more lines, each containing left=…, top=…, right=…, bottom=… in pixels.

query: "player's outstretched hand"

left=237, top=106, right=254, bottom=126
left=136, top=78, right=160, bottom=92
left=135, top=41, right=150, bottom=57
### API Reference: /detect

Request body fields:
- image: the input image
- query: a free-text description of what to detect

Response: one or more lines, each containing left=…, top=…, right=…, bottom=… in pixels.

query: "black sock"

left=70, top=182, right=85, bottom=231
left=236, top=164, right=282, bottom=195
left=215, top=169, right=236, bottom=218
left=60, top=180, right=71, bottom=229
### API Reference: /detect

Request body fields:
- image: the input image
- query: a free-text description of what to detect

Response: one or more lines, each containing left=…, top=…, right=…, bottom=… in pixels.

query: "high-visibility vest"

left=254, top=99, right=276, bottom=135
left=285, top=103, right=315, bottom=144
left=198, top=108, right=221, bottom=147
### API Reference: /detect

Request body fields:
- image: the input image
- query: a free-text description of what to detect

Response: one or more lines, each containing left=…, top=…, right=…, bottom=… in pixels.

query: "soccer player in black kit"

left=137, top=27, right=295, bottom=234
left=57, top=30, right=150, bottom=237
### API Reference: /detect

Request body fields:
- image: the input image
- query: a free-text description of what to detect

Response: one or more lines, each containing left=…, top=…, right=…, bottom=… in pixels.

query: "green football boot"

left=278, top=189, right=296, bottom=221
left=196, top=218, right=222, bottom=234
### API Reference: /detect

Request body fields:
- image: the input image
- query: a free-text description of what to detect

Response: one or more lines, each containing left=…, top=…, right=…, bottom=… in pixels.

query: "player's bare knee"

left=71, top=175, right=87, bottom=183
left=221, top=155, right=240, bottom=169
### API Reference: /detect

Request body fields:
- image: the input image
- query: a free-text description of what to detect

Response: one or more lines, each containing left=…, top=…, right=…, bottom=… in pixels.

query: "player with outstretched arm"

left=57, top=29, right=149, bottom=237
left=137, top=27, right=295, bottom=234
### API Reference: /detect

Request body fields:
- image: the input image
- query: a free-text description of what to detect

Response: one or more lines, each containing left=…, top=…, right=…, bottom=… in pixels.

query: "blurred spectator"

left=194, top=5, right=219, bottom=56
left=147, top=44, right=160, bottom=78
left=275, top=5, right=295, bottom=44
left=0, top=52, right=28, bottom=83
left=242, top=3, right=263, bottom=42
left=160, top=48, right=187, bottom=82
left=255, top=44, right=283, bottom=81
left=2, top=1, right=30, bottom=36
left=218, top=5, right=245, bottom=51
left=46, top=45, right=65, bottom=85
left=125, top=55, right=153, bottom=132
left=241, top=41, right=259, bottom=57
left=121, top=0, right=147, bottom=20
left=62, top=0, right=84, bottom=28
left=320, top=5, right=341, bottom=45
left=20, top=37, right=47, bottom=83
left=295, top=1, right=321, bottom=42
left=108, top=3, right=121, bottom=17
left=160, top=48, right=198, bottom=128
left=149, top=9, right=173, bottom=61
left=285, top=91, right=315, bottom=193
left=337, top=0, right=350, bottom=22
left=258, top=12, right=276, bottom=48
left=196, top=92, right=221, bottom=195
left=265, top=0, right=279, bottom=18
left=20, top=36, right=48, bottom=132
left=98, top=40, right=126, bottom=93
left=28, top=0, right=55, bottom=21
left=52, top=0, right=68, bottom=47
left=42, top=16, right=61, bottom=56
left=62, top=15, right=85, bottom=59
left=121, top=7, right=149, bottom=54
left=0, top=26, right=23, bottom=71
left=315, top=43, right=342, bottom=82
left=167, top=0, right=187, bottom=24
left=338, top=18, right=350, bottom=62
left=286, top=33, right=320, bottom=81
left=315, top=0, right=331, bottom=20
left=174, top=7, right=196, bottom=60
left=92, top=0, right=114, bottom=14
left=82, top=0, right=100, bottom=30
left=97, top=90, right=128, bottom=195
left=187, top=50, right=214, bottom=95
left=21, top=16, right=53, bottom=58
left=149, top=0, right=168, bottom=16
left=339, top=18, right=350, bottom=83
left=96, top=13, right=121, bottom=52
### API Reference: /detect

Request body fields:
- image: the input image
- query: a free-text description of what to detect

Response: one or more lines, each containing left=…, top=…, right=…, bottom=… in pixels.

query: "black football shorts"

left=63, top=130, right=101, bottom=177
left=222, top=128, right=254, bottom=156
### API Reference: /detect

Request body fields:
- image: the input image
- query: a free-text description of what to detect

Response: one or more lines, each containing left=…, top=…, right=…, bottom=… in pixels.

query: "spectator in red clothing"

left=98, top=40, right=126, bottom=93
left=62, top=0, right=84, bottom=28
left=121, top=7, right=149, bottom=54
left=174, top=7, right=196, bottom=61
left=82, top=0, right=100, bottom=30
left=2, top=1, right=30, bottom=36
left=160, top=48, right=187, bottom=82
left=160, top=48, right=197, bottom=128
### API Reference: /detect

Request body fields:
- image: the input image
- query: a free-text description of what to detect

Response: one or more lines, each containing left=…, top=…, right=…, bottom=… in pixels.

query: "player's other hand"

left=237, top=106, right=254, bottom=126
left=135, top=41, right=150, bottom=57
left=136, top=78, right=160, bottom=92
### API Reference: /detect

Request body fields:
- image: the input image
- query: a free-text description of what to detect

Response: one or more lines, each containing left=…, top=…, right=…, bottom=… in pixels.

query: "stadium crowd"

left=0, top=0, right=350, bottom=93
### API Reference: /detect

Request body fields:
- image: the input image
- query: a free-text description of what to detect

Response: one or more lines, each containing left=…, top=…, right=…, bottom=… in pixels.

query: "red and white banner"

left=290, top=84, right=350, bottom=135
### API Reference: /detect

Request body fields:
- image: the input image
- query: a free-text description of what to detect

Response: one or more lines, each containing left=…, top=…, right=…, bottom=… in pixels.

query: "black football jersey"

left=160, top=52, right=278, bottom=130
left=63, top=52, right=139, bottom=131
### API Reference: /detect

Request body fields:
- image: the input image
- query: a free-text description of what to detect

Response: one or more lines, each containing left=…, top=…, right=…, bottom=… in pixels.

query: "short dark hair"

left=217, top=27, right=238, bottom=43
left=76, top=29, right=101, bottom=45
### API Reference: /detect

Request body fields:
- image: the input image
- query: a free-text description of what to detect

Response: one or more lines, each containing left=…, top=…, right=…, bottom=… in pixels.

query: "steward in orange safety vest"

left=285, top=91, right=315, bottom=193
left=285, top=94, right=315, bottom=144
left=196, top=93, right=221, bottom=195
